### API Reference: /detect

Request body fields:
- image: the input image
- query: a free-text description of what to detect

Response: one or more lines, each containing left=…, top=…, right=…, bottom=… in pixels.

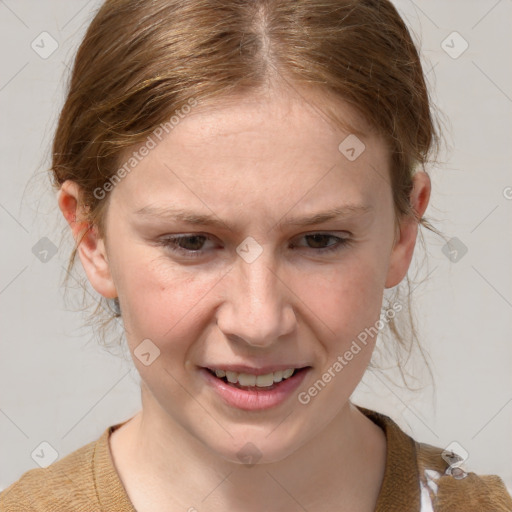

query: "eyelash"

left=157, top=233, right=351, bottom=259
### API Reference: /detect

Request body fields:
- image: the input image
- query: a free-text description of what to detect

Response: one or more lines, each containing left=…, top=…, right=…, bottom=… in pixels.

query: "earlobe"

left=58, top=180, right=118, bottom=299
left=384, top=171, right=431, bottom=289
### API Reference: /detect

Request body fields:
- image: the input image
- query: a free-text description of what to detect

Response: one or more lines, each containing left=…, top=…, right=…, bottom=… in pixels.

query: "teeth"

left=282, top=368, right=294, bottom=379
left=211, top=368, right=297, bottom=387
left=238, top=373, right=256, bottom=386
left=226, top=371, right=238, bottom=384
left=255, top=373, right=275, bottom=387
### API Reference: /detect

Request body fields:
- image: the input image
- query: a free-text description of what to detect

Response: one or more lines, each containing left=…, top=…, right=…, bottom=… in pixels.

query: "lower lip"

left=200, top=368, right=310, bottom=411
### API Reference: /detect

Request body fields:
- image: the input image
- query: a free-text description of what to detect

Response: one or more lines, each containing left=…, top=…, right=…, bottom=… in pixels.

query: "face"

left=62, top=87, right=425, bottom=464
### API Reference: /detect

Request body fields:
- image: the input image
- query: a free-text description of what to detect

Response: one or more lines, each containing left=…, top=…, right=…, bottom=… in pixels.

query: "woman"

left=2, top=0, right=511, bottom=510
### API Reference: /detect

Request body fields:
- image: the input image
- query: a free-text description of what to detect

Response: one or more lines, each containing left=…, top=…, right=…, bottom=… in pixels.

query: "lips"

left=200, top=366, right=311, bottom=410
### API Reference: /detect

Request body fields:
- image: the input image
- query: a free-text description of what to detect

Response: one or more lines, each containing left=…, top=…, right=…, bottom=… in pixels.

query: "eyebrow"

left=133, top=204, right=373, bottom=230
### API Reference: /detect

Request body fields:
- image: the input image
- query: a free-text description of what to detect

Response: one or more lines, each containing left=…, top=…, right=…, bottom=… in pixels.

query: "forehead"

left=111, top=88, right=391, bottom=220
left=170, top=85, right=373, bottom=147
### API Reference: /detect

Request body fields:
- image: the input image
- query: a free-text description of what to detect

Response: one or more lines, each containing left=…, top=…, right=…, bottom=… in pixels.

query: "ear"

left=58, top=180, right=117, bottom=299
left=385, top=171, right=431, bottom=288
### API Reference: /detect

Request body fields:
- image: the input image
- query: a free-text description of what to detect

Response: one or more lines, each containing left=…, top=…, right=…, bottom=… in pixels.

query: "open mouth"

left=205, top=367, right=309, bottom=391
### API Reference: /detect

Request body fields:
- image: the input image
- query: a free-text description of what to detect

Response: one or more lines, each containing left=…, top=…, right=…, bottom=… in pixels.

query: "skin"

left=58, top=85, right=430, bottom=512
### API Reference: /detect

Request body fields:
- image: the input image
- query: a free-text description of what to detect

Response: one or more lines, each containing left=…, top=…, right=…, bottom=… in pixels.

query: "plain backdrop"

left=1, top=0, right=511, bottom=493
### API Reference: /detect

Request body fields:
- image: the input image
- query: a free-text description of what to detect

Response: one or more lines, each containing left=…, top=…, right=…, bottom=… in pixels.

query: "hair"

left=51, top=0, right=445, bottom=388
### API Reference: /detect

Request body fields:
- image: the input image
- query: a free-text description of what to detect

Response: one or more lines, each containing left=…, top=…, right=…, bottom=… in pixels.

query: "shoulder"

left=416, top=441, right=512, bottom=512
left=0, top=433, right=103, bottom=512
left=356, top=405, right=512, bottom=512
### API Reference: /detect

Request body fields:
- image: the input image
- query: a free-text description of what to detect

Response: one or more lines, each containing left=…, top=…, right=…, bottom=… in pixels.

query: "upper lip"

left=203, top=364, right=311, bottom=375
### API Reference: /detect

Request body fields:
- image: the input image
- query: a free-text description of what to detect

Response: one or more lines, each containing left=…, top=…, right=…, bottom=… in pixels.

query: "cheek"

left=291, top=254, right=388, bottom=340
left=114, top=236, right=389, bottom=357
left=115, top=250, right=221, bottom=347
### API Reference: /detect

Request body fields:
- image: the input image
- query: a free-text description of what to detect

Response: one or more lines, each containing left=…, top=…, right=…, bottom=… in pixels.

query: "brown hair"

left=51, top=0, right=444, bottom=386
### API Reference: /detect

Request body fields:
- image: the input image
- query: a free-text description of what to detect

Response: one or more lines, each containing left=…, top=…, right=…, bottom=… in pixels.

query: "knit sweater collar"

left=94, top=405, right=421, bottom=511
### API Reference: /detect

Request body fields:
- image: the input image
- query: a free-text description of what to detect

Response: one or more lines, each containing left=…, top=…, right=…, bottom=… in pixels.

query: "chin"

left=203, top=431, right=304, bottom=466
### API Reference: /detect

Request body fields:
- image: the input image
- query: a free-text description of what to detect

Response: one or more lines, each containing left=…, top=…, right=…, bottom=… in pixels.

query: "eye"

left=157, top=232, right=351, bottom=260
left=158, top=234, right=216, bottom=258
left=292, top=233, right=351, bottom=253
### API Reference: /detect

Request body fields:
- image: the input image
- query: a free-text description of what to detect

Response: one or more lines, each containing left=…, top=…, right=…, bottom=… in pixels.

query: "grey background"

left=1, top=0, right=511, bottom=493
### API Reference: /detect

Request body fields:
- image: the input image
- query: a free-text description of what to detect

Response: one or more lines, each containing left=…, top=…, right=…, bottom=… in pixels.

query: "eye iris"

left=179, top=236, right=205, bottom=250
left=307, top=234, right=332, bottom=249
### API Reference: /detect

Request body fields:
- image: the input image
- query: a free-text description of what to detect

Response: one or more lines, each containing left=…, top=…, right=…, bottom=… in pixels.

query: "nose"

left=216, top=251, right=297, bottom=348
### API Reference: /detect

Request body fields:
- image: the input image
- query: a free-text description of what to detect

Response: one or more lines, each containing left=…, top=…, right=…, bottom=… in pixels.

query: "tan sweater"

left=1, top=406, right=511, bottom=511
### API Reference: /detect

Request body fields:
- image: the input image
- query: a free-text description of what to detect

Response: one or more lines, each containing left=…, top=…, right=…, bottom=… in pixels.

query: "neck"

left=110, top=390, right=386, bottom=512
